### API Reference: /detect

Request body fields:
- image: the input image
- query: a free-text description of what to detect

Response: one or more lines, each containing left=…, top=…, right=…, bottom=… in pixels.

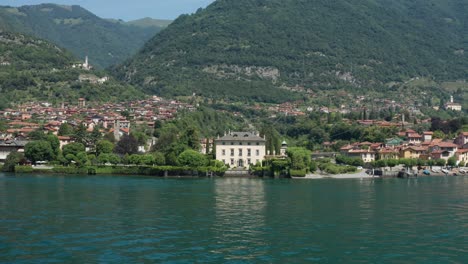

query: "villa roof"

left=216, top=132, right=266, bottom=142
left=432, top=142, right=457, bottom=148
left=379, top=148, right=399, bottom=153
left=402, top=146, right=427, bottom=152
left=349, top=149, right=374, bottom=154
left=0, top=140, right=29, bottom=147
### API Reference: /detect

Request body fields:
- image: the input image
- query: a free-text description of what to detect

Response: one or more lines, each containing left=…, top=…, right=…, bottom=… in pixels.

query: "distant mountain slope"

left=114, top=0, right=467, bottom=102
left=0, top=31, right=144, bottom=109
left=0, top=4, right=165, bottom=68
left=125, top=18, right=172, bottom=28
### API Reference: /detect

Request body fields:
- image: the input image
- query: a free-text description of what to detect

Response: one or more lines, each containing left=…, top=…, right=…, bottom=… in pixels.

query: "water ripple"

left=2, top=175, right=468, bottom=262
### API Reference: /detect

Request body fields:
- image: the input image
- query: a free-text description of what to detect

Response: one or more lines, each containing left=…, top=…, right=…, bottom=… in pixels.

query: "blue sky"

left=2, top=0, right=216, bottom=20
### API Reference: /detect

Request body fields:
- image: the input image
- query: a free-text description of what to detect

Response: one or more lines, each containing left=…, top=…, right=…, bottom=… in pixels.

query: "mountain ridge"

left=114, top=0, right=467, bottom=102
left=0, top=3, right=165, bottom=68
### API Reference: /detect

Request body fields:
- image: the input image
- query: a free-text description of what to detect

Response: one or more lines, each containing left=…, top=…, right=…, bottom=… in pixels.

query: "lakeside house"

left=215, top=131, right=266, bottom=169
left=339, top=128, right=468, bottom=164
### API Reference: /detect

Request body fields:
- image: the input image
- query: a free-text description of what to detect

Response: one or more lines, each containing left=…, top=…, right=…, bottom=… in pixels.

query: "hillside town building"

left=340, top=129, right=468, bottom=165
left=445, top=96, right=462, bottom=111
left=0, top=140, right=28, bottom=162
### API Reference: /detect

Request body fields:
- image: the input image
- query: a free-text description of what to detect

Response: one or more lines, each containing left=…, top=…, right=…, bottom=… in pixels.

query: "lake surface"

left=1, top=174, right=468, bottom=263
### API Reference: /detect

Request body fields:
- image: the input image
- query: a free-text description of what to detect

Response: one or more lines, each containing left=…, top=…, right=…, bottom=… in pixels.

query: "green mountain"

left=0, top=4, right=165, bottom=68
left=114, top=0, right=467, bottom=103
left=0, top=30, right=144, bottom=109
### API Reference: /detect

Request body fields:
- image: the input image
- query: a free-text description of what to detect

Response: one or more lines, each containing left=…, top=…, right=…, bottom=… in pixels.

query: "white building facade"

left=215, top=132, right=266, bottom=169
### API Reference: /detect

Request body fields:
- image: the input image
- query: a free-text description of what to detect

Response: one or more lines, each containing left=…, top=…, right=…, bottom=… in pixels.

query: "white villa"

left=215, top=131, right=266, bottom=169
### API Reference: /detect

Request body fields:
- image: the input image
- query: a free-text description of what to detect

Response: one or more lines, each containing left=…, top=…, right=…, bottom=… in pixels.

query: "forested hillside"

left=0, top=4, right=166, bottom=68
left=114, top=0, right=467, bottom=102
left=0, top=31, right=144, bottom=109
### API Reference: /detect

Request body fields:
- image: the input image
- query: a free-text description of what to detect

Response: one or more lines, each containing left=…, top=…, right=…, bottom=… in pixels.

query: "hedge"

left=14, top=166, right=34, bottom=173
left=12, top=165, right=227, bottom=177
left=290, top=169, right=307, bottom=177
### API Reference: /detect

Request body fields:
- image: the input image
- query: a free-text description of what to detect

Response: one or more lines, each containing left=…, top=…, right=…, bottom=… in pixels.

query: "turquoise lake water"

left=1, top=174, right=468, bottom=263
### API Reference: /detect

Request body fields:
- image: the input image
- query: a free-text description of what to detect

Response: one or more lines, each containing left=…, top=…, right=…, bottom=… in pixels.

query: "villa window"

left=222, top=150, right=226, bottom=156
left=247, top=159, right=251, bottom=165
left=239, top=149, right=243, bottom=156
left=230, top=159, right=234, bottom=165
left=247, top=149, right=251, bottom=157
left=256, top=150, right=260, bottom=156
left=230, top=149, right=234, bottom=156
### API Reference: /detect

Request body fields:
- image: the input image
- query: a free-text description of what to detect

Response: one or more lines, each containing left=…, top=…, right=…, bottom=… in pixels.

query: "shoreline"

left=293, top=170, right=374, bottom=179
left=293, top=170, right=464, bottom=179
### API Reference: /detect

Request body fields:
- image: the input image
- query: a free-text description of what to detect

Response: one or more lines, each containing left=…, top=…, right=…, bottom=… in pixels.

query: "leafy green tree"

left=182, top=126, right=200, bottom=151
left=261, top=125, right=281, bottom=154
left=89, top=126, right=102, bottom=150
left=97, top=153, right=121, bottom=165
left=28, top=129, right=46, bottom=140
left=128, top=154, right=143, bottom=165
left=435, top=159, right=446, bottom=166
left=25, top=140, right=54, bottom=164
left=108, top=154, right=121, bottom=165
left=132, top=131, right=149, bottom=146
left=399, top=158, right=417, bottom=171
left=375, top=159, right=387, bottom=169
left=87, top=154, right=97, bottom=165
left=165, top=152, right=179, bottom=166
left=2, top=152, right=25, bottom=172
left=58, top=123, right=73, bottom=136
left=104, top=132, right=116, bottom=143
left=96, top=140, right=114, bottom=156
left=153, top=123, right=179, bottom=152
left=386, top=159, right=398, bottom=171
left=76, top=151, right=89, bottom=166
left=62, top=142, right=85, bottom=157
left=447, top=157, right=457, bottom=167
left=152, top=152, right=166, bottom=166
left=67, top=152, right=88, bottom=167
left=177, top=150, right=207, bottom=167
left=427, top=159, right=435, bottom=168
left=46, top=134, right=60, bottom=157
left=140, top=154, right=156, bottom=166
left=74, top=123, right=88, bottom=146
left=115, top=134, right=139, bottom=155
left=287, top=147, right=312, bottom=170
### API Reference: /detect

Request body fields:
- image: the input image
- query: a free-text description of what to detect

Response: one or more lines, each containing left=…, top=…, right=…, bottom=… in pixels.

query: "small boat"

left=441, top=168, right=449, bottom=174
left=423, top=170, right=430, bottom=175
